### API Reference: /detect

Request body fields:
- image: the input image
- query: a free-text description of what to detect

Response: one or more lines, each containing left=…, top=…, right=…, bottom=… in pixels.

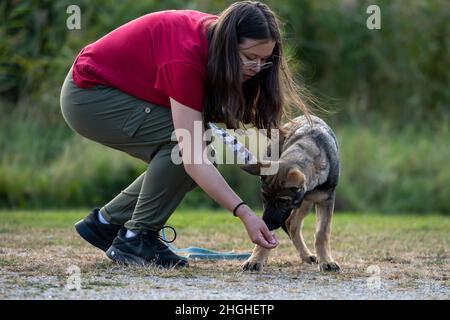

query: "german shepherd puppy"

left=240, top=115, right=340, bottom=272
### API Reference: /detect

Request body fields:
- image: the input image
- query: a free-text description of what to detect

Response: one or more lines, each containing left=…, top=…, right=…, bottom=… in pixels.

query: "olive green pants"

left=60, top=66, right=211, bottom=233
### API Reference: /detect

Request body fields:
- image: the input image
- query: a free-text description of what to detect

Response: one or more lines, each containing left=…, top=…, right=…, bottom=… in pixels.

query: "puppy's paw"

left=242, top=260, right=264, bottom=272
left=319, top=261, right=341, bottom=272
left=301, top=255, right=318, bottom=265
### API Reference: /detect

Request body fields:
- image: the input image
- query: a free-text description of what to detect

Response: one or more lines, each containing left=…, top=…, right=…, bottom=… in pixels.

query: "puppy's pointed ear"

left=284, top=168, right=306, bottom=189
left=239, top=160, right=274, bottom=176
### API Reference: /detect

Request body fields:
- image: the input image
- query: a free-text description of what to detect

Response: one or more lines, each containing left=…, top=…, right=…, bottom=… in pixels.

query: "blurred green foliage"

left=0, top=0, right=449, bottom=213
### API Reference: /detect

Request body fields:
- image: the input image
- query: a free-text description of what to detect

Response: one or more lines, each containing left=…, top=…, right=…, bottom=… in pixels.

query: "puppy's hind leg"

left=285, top=200, right=317, bottom=265
left=314, top=193, right=341, bottom=272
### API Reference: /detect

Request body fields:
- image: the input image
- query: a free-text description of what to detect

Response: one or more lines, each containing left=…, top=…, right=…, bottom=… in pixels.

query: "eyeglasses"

left=240, top=55, right=273, bottom=70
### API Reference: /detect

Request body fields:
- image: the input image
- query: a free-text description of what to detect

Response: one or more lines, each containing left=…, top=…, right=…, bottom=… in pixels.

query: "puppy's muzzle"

left=263, top=190, right=305, bottom=231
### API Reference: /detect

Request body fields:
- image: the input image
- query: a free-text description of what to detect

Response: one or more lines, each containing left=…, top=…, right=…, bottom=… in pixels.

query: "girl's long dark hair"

left=204, top=1, right=311, bottom=135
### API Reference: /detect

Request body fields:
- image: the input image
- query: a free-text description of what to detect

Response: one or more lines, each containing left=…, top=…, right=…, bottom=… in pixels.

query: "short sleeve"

left=155, top=62, right=206, bottom=112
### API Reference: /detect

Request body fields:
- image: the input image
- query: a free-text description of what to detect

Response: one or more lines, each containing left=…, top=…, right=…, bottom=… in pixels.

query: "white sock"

left=97, top=210, right=110, bottom=224
left=125, top=230, right=137, bottom=238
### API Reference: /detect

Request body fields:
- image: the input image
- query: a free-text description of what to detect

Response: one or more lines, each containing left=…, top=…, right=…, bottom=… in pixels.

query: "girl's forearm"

left=184, top=162, right=249, bottom=215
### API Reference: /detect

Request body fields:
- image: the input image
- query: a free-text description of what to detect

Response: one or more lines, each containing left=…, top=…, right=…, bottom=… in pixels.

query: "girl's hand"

left=235, top=206, right=278, bottom=249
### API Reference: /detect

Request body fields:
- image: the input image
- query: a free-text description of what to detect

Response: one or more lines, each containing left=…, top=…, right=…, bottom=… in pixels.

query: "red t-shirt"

left=72, top=10, right=217, bottom=112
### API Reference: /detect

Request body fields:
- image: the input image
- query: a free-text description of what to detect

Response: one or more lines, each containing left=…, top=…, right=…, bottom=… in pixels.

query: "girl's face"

left=238, top=38, right=276, bottom=81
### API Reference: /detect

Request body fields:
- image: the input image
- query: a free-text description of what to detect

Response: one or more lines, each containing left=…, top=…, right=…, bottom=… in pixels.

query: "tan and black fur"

left=240, top=115, right=340, bottom=272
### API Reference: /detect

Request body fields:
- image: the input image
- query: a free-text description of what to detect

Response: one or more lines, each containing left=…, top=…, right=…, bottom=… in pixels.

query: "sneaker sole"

left=106, top=246, right=189, bottom=269
left=106, top=246, right=149, bottom=266
left=74, top=220, right=109, bottom=252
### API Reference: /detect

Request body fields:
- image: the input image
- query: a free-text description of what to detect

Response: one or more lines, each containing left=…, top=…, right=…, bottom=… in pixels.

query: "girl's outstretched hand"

left=235, top=206, right=278, bottom=249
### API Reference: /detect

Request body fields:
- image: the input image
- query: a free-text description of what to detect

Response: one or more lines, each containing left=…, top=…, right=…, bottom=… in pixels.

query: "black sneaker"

left=105, top=226, right=188, bottom=268
left=75, top=208, right=121, bottom=252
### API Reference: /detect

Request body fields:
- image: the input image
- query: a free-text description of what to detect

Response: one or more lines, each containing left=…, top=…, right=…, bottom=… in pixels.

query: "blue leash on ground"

left=161, top=228, right=251, bottom=260
left=160, top=123, right=255, bottom=260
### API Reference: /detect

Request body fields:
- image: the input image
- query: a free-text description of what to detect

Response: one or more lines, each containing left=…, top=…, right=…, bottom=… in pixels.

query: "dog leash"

left=208, top=122, right=258, bottom=165
left=160, top=123, right=256, bottom=260
left=160, top=218, right=251, bottom=260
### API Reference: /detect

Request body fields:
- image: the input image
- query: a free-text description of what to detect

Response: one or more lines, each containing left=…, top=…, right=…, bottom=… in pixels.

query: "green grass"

left=0, top=208, right=241, bottom=230
left=0, top=210, right=448, bottom=262
left=1, top=209, right=448, bottom=256
left=0, top=209, right=448, bottom=231
left=0, top=209, right=448, bottom=296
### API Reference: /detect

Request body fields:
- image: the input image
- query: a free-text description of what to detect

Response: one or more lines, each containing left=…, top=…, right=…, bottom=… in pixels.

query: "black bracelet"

left=233, top=201, right=247, bottom=217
